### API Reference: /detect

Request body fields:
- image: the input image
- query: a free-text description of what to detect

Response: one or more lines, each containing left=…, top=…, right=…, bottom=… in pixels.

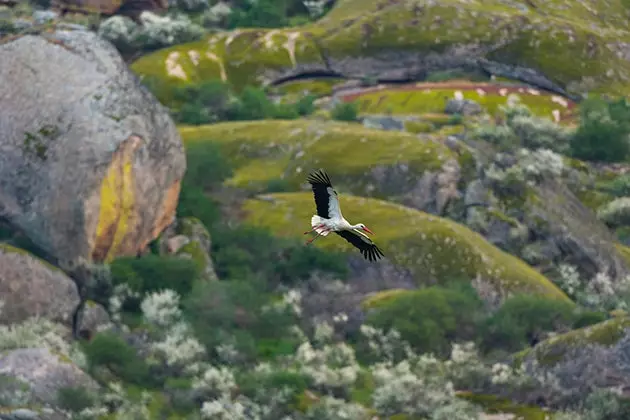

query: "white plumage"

left=304, top=169, right=384, bottom=262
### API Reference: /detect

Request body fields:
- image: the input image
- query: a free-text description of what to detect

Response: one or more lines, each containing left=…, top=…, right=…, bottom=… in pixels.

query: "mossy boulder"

left=514, top=316, right=630, bottom=367
left=0, top=243, right=80, bottom=328
left=175, top=218, right=218, bottom=282
left=132, top=0, right=630, bottom=106
left=242, top=192, right=570, bottom=306
left=158, top=217, right=218, bottom=281
left=180, top=120, right=475, bottom=214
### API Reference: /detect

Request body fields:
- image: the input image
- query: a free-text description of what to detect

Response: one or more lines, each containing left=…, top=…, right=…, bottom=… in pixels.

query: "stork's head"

left=357, top=223, right=374, bottom=235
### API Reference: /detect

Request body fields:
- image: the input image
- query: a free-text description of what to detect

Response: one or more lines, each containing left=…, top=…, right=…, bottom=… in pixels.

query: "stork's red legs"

left=303, top=224, right=326, bottom=235
left=304, top=225, right=329, bottom=245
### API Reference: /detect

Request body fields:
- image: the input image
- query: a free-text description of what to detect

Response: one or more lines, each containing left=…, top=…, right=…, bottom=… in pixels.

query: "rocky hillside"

left=3, top=0, right=630, bottom=419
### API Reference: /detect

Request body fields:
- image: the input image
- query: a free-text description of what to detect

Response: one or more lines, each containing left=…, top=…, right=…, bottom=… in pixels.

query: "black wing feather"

left=307, top=168, right=335, bottom=219
left=335, top=230, right=385, bottom=262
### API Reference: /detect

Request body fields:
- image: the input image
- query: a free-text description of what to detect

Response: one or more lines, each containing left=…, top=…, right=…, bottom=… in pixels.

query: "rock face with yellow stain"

left=0, top=28, right=186, bottom=265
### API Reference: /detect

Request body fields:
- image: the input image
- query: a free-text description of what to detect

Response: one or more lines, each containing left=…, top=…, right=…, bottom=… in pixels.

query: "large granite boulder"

left=0, top=244, right=80, bottom=327
left=0, top=28, right=186, bottom=266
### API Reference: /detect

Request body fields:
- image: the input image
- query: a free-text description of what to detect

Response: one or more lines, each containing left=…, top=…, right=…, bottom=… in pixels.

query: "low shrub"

left=82, top=331, right=153, bottom=386
left=173, top=80, right=315, bottom=124
left=109, top=255, right=199, bottom=303
left=479, top=294, right=576, bottom=352
left=569, top=96, right=630, bottom=162
left=365, top=281, right=484, bottom=357
left=56, top=386, right=96, bottom=413
left=331, top=101, right=359, bottom=122
left=210, top=224, right=348, bottom=287
left=184, top=279, right=300, bottom=362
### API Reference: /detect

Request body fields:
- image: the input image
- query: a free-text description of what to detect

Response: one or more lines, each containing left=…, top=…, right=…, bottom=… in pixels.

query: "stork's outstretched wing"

left=335, top=229, right=385, bottom=262
left=307, top=169, right=343, bottom=219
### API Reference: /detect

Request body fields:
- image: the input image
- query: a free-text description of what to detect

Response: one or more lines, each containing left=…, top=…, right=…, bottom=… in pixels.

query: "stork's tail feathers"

left=311, top=215, right=331, bottom=236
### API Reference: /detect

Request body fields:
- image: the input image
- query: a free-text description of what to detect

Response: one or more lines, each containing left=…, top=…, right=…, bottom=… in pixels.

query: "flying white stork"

left=303, top=169, right=385, bottom=262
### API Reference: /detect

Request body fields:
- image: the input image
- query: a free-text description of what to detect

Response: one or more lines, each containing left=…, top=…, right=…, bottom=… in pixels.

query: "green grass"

left=179, top=120, right=470, bottom=193
left=351, top=85, right=572, bottom=121
left=268, top=78, right=346, bottom=98
left=241, top=192, right=571, bottom=303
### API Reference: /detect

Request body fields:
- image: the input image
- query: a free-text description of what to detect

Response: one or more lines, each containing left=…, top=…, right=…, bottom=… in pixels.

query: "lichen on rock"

left=0, top=28, right=186, bottom=266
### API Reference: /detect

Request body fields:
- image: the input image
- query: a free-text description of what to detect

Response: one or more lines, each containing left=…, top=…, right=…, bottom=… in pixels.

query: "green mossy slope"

left=514, top=316, right=630, bottom=367
left=313, top=0, right=630, bottom=95
left=131, top=29, right=326, bottom=104
left=242, top=192, right=570, bottom=303
left=132, top=0, right=630, bottom=105
left=179, top=120, right=471, bottom=192
left=349, top=84, right=574, bottom=121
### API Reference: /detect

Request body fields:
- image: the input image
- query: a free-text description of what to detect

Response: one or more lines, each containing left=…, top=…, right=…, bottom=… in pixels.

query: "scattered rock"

left=0, top=244, right=79, bottom=327
left=76, top=300, right=111, bottom=336
left=159, top=217, right=218, bottom=281
left=464, top=179, right=490, bottom=208
left=0, top=29, right=186, bottom=266
left=0, top=347, right=98, bottom=406
left=32, top=10, right=57, bottom=25
left=445, top=98, right=483, bottom=116
left=361, top=115, right=405, bottom=131
left=404, top=158, right=462, bottom=215
left=166, top=234, right=190, bottom=254
left=0, top=409, right=41, bottom=420
left=528, top=179, right=630, bottom=282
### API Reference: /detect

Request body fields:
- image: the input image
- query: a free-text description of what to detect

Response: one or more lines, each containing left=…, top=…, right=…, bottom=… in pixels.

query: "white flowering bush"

left=140, top=290, right=206, bottom=369
left=0, top=301, right=86, bottom=368
left=597, top=197, right=630, bottom=227
left=97, top=15, right=137, bottom=49
left=510, top=114, right=572, bottom=152
left=485, top=148, right=565, bottom=196
left=371, top=356, right=482, bottom=419
left=472, top=102, right=572, bottom=152
left=304, top=396, right=369, bottom=420
left=98, top=12, right=203, bottom=52
left=293, top=328, right=360, bottom=392
left=556, top=264, right=630, bottom=311
left=302, top=0, right=328, bottom=18
left=138, top=12, right=204, bottom=49
left=517, top=148, right=566, bottom=179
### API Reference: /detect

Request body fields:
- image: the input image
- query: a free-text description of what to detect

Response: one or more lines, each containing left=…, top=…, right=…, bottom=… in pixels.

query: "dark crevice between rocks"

left=269, top=69, right=345, bottom=86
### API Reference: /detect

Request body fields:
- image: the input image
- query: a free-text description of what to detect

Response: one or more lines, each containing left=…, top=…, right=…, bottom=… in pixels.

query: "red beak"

left=363, top=226, right=374, bottom=235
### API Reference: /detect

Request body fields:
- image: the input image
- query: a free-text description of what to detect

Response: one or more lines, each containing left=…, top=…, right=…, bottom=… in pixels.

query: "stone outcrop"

left=158, top=217, right=218, bottom=281
left=0, top=28, right=186, bottom=266
left=0, top=347, right=98, bottom=406
left=0, top=244, right=79, bottom=327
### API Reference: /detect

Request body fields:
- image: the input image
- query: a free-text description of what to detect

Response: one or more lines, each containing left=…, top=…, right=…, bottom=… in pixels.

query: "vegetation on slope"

left=131, top=0, right=630, bottom=106
left=179, top=119, right=472, bottom=191
left=242, top=191, right=570, bottom=302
